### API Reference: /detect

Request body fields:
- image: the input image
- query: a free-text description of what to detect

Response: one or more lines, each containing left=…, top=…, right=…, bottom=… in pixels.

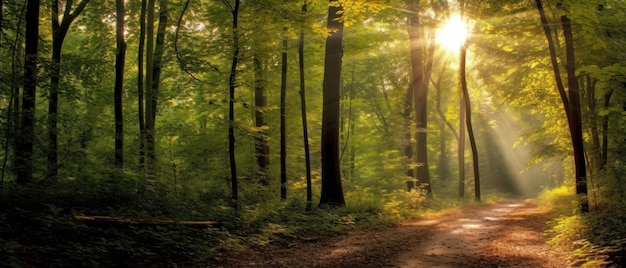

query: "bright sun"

left=436, top=15, right=469, bottom=52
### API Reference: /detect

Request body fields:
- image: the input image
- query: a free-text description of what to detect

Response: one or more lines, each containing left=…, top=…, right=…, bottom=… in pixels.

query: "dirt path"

left=214, top=200, right=568, bottom=267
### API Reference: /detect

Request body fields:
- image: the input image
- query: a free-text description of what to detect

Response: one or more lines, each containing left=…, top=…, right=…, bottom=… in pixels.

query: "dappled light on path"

left=396, top=200, right=567, bottom=267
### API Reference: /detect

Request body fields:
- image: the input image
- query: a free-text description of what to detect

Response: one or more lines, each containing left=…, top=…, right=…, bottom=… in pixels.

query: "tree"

left=14, top=0, right=40, bottom=184
left=406, top=1, right=435, bottom=196
left=319, top=0, right=345, bottom=207
left=460, top=42, right=480, bottom=201
left=114, top=0, right=125, bottom=168
left=298, top=0, right=313, bottom=210
left=225, top=0, right=241, bottom=201
left=253, top=56, right=270, bottom=185
left=280, top=26, right=288, bottom=200
left=48, top=0, right=90, bottom=180
left=536, top=0, right=588, bottom=212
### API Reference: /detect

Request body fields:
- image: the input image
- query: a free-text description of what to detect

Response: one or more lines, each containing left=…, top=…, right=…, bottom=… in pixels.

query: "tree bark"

left=254, top=57, right=270, bottom=185
left=562, top=15, right=588, bottom=213
left=48, top=0, right=90, bottom=181
left=15, top=0, right=40, bottom=184
left=407, top=8, right=434, bottom=196
left=114, top=0, right=126, bottom=168
left=460, top=45, right=480, bottom=202
left=299, top=1, right=313, bottom=210
left=227, top=0, right=241, bottom=202
left=280, top=27, right=288, bottom=200
left=138, top=0, right=147, bottom=168
left=319, top=0, right=345, bottom=207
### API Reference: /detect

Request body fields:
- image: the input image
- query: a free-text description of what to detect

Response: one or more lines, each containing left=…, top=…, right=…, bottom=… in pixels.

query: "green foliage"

left=540, top=173, right=626, bottom=267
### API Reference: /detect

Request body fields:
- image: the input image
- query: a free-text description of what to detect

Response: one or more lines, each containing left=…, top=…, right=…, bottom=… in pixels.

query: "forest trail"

left=215, top=200, right=568, bottom=267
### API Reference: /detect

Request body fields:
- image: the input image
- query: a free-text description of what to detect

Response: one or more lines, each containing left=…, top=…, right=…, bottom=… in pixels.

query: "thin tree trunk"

left=460, top=45, right=480, bottom=202
left=403, top=84, right=414, bottom=191
left=280, top=27, right=288, bottom=200
left=15, top=0, right=40, bottom=184
left=144, top=0, right=156, bottom=172
left=536, top=0, right=588, bottom=212
left=601, top=88, right=613, bottom=168
left=48, top=0, right=90, bottom=181
left=144, top=0, right=168, bottom=171
left=138, top=0, right=147, bottom=168
left=299, top=1, right=313, bottom=210
left=114, top=0, right=126, bottom=168
left=253, top=57, right=269, bottom=185
left=319, top=0, right=345, bottom=207
left=562, top=15, right=588, bottom=213
left=227, top=0, right=241, bottom=202
left=458, top=77, right=466, bottom=198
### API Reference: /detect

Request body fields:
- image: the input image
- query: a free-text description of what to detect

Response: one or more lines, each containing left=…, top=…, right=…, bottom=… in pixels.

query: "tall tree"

left=225, top=0, right=241, bottom=201
left=138, top=0, right=147, bottom=168
left=15, top=0, right=40, bottom=184
left=280, top=27, right=288, bottom=200
left=253, top=57, right=269, bottom=185
left=48, top=0, right=90, bottom=180
left=114, top=0, right=125, bottom=168
left=407, top=2, right=435, bottom=195
left=536, top=0, right=588, bottom=212
left=298, top=0, right=313, bottom=210
left=319, top=0, right=345, bottom=207
left=460, top=42, right=480, bottom=201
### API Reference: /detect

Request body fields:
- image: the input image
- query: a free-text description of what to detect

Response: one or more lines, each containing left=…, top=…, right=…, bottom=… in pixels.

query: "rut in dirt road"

left=396, top=200, right=567, bottom=268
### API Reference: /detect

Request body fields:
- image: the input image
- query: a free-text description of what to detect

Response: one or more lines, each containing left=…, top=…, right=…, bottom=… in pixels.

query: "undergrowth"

left=0, top=171, right=507, bottom=267
left=539, top=179, right=626, bottom=267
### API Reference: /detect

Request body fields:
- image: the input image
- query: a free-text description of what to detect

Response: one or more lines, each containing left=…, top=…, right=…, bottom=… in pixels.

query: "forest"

left=1, top=0, right=625, bottom=266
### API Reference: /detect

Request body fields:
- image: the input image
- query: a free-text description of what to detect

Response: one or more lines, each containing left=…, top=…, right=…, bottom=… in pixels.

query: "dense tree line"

left=1, top=0, right=625, bottom=264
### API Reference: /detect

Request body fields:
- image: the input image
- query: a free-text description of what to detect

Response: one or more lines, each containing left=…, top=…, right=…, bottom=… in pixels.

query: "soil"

left=212, top=199, right=568, bottom=267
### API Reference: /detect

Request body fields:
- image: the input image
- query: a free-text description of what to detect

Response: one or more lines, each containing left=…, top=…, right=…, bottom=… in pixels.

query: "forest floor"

left=212, top=199, right=569, bottom=267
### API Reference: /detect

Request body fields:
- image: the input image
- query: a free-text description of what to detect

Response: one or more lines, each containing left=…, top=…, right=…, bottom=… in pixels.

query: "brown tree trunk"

left=15, top=0, right=40, bottom=184
left=227, top=0, right=241, bottom=202
left=114, top=0, right=126, bottom=168
left=460, top=45, right=480, bottom=202
left=536, top=0, right=588, bottom=212
left=407, top=8, right=435, bottom=196
left=562, top=15, right=588, bottom=212
left=299, top=1, right=313, bottom=210
left=48, top=0, right=90, bottom=181
left=254, top=57, right=270, bottom=185
left=138, top=0, right=147, bottom=168
left=319, top=0, right=345, bottom=207
left=280, top=27, right=288, bottom=200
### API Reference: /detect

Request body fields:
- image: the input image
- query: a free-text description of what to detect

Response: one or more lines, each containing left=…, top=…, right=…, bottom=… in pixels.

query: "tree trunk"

left=601, top=88, right=613, bottom=168
left=144, top=0, right=156, bottom=172
left=460, top=45, right=480, bottom=202
left=458, top=78, right=466, bottom=198
left=114, top=0, right=126, bottom=168
left=562, top=15, right=588, bottom=213
left=254, top=57, right=270, bottom=185
left=319, top=0, right=345, bottom=207
left=228, top=0, right=241, bottom=202
left=299, top=1, right=313, bottom=210
left=15, top=0, right=40, bottom=184
left=407, top=9, right=434, bottom=196
left=138, top=0, right=147, bottom=168
left=280, top=27, right=288, bottom=201
left=402, top=83, right=414, bottom=191
left=144, top=0, right=167, bottom=172
left=536, top=0, right=588, bottom=212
